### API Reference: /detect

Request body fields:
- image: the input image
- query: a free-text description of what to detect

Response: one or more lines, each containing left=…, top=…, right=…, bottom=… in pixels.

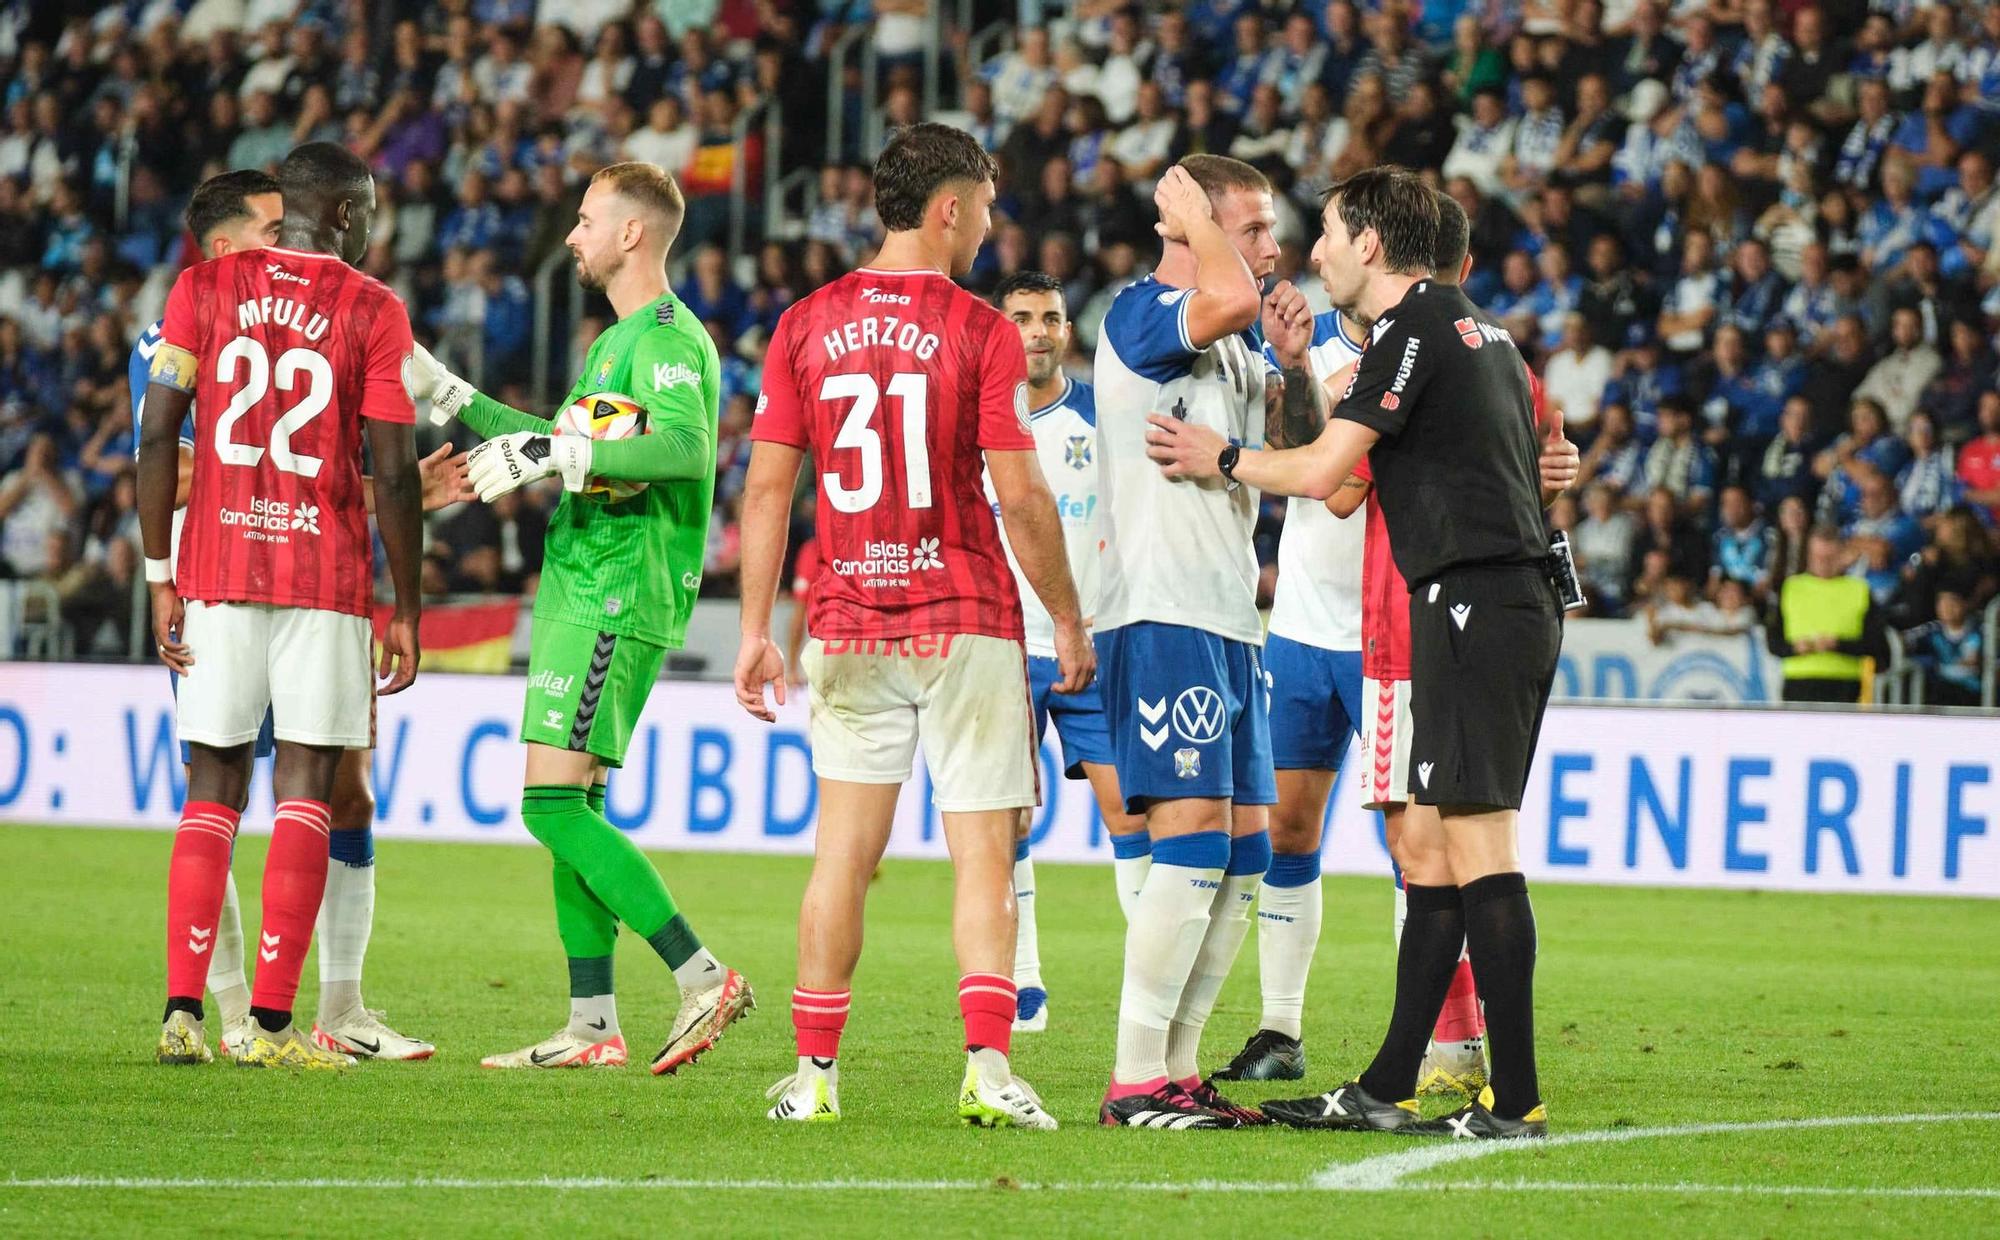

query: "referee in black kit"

left=1147, top=166, right=1560, bottom=1139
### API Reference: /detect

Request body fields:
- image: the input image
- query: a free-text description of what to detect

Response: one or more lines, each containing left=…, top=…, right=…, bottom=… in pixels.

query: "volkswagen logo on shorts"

left=1172, top=686, right=1226, bottom=744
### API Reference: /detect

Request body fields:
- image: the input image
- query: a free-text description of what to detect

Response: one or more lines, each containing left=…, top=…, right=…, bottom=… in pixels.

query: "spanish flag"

left=371, top=600, right=520, bottom=674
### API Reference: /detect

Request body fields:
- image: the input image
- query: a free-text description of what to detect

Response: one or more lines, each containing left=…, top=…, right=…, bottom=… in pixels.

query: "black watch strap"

left=1218, top=444, right=1241, bottom=481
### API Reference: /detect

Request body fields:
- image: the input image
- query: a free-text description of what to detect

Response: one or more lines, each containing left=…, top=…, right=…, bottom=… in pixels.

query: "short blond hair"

left=592, top=161, right=686, bottom=247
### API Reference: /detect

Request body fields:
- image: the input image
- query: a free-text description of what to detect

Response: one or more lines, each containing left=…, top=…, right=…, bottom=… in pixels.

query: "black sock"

left=249, top=1006, right=292, bottom=1035
left=1358, top=882, right=1464, bottom=1102
left=164, top=997, right=203, bottom=1023
left=1461, top=871, right=1539, bottom=1119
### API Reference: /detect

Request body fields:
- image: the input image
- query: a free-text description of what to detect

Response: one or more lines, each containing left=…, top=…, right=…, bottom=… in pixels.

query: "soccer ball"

left=556, top=391, right=650, bottom=501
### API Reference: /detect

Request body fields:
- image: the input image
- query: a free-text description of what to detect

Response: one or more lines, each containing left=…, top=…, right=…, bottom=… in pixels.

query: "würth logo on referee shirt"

left=1454, top=317, right=1515, bottom=349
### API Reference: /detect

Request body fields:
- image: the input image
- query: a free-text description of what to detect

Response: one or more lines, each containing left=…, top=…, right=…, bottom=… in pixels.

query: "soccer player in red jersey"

left=1312, top=192, right=1578, bottom=1107
left=139, top=142, right=426, bottom=1070
left=736, top=123, right=1093, bottom=1127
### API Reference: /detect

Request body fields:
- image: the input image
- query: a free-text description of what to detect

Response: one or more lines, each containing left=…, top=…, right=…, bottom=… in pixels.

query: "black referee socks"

left=1462, top=871, right=1540, bottom=1119
left=1358, top=882, right=1465, bottom=1103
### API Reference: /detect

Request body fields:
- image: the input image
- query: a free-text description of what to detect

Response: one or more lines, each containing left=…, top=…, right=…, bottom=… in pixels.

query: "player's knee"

left=329, top=783, right=374, bottom=831
left=1267, top=809, right=1322, bottom=855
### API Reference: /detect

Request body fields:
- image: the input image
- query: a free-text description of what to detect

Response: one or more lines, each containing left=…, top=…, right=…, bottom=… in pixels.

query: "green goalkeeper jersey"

left=463, top=291, right=720, bottom=649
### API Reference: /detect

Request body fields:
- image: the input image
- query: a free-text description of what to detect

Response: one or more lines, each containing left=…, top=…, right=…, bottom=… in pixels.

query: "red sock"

left=959, top=972, right=1016, bottom=1056
left=166, top=801, right=240, bottom=1003
left=249, top=799, right=332, bottom=1015
left=1433, top=955, right=1485, bottom=1043
left=792, top=987, right=850, bottom=1060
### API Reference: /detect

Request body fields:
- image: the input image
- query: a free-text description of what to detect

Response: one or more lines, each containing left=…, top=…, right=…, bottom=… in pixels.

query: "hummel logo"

left=1417, top=761, right=1434, bottom=787
left=187, top=938, right=211, bottom=955
left=1450, top=603, right=1471, bottom=630
left=260, top=930, right=281, bottom=963
left=1138, top=696, right=1168, bottom=750
left=189, top=926, right=213, bottom=941
left=1136, top=697, right=1166, bottom=724
left=1141, top=722, right=1169, bottom=751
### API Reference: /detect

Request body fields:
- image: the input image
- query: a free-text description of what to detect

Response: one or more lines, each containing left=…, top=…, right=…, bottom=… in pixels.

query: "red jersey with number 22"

left=160, top=247, right=415, bottom=618
left=752, top=268, right=1034, bottom=641
left=1359, top=364, right=1549, bottom=680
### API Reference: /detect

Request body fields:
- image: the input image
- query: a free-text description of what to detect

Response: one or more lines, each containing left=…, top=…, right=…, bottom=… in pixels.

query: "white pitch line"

left=1453, top=1179, right=2000, bottom=1201
left=1314, top=1109, right=2000, bottom=1190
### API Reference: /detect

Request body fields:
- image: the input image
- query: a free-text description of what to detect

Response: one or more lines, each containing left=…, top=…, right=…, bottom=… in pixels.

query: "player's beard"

left=1024, top=348, right=1059, bottom=386
left=575, top=247, right=623, bottom=292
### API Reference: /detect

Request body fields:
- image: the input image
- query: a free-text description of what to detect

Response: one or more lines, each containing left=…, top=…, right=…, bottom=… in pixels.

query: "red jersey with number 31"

left=160, top=247, right=415, bottom=618
left=1359, top=363, right=1550, bottom=680
left=752, top=268, right=1034, bottom=641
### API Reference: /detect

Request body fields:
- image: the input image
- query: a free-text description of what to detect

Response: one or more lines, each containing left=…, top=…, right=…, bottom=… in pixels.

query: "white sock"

left=672, top=946, right=726, bottom=995
left=569, top=993, right=619, bottom=1037
left=1166, top=870, right=1262, bottom=1082
left=206, top=870, right=249, bottom=1027
left=1012, top=853, right=1043, bottom=991
left=1113, top=853, right=1151, bottom=922
left=1393, top=882, right=1408, bottom=947
left=1255, top=876, right=1321, bottom=1040
left=1112, top=858, right=1221, bottom=1085
left=969, top=1044, right=1012, bottom=1086
left=314, top=861, right=375, bottom=1022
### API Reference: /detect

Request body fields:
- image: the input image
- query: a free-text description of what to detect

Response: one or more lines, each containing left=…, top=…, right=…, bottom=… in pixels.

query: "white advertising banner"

left=1555, top=618, right=1784, bottom=703
left=0, top=664, right=1992, bottom=897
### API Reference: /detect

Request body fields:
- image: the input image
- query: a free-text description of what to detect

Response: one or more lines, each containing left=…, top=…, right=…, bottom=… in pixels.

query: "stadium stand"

left=0, top=0, right=1994, bottom=704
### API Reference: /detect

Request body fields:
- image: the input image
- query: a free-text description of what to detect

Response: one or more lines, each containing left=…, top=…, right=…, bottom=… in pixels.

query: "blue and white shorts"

left=1095, top=622, right=1276, bottom=813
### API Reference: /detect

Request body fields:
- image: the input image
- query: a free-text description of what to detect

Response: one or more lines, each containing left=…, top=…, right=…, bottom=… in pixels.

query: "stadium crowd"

left=0, top=0, right=1995, bottom=700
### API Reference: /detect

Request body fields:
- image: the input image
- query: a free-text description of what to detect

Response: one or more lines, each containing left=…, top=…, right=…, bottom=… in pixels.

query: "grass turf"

left=1, top=822, right=1995, bottom=1237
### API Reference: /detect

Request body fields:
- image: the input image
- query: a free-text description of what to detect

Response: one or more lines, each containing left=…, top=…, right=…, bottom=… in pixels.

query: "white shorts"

left=1360, top=675, right=1413, bottom=810
left=802, top=633, right=1039, bottom=812
left=177, top=601, right=375, bottom=750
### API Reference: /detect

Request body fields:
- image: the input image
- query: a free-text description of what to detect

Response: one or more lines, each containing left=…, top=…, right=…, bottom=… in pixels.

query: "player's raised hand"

left=1153, top=165, right=1213, bottom=244
left=1538, top=415, right=1580, bottom=497
left=149, top=583, right=191, bottom=675
left=1050, top=617, right=1097, bottom=694
left=466, top=432, right=592, bottom=501
left=734, top=633, right=787, bottom=722
left=407, top=341, right=476, bottom=427
left=418, top=442, right=475, bottom=510
left=1262, top=280, right=1313, bottom=368
left=1145, top=412, right=1227, bottom=480
left=377, top=610, right=420, bottom=695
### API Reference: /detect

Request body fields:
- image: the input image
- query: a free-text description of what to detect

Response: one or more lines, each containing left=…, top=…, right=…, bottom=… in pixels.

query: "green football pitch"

left=2, top=823, right=1996, bottom=1238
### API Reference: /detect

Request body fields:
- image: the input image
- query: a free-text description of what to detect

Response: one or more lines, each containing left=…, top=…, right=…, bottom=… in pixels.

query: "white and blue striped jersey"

left=1266, top=311, right=1366, bottom=652
left=986, top=377, right=1101, bottom=658
left=1094, top=276, right=1270, bottom=645
left=130, top=318, right=197, bottom=565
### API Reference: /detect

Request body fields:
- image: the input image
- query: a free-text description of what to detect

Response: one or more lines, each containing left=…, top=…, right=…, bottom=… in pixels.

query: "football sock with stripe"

left=1111, top=830, right=1227, bottom=1089
left=315, top=825, right=375, bottom=1023
left=1109, top=829, right=1151, bottom=921
left=1461, top=871, right=1539, bottom=1118
left=567, top=956, right=619, bottom=1036
left=522, top=784, right=723, bottom=992
left=205, top=870, right=250, bottom=1031
left=250, top=798, right=334, bottom=1022
left=1358, top=881, right=1464, bottom=1102
left=1255, top=848, right=1321, bottom=1041
left=793, top=987, right=850, bottom=1060
left=1011, top=837, right=1043, bottom=993
left=1167, top=830, right=1269, bottom=1083
left=959, top=973, right=1016, bottom=1055
left=166, top=800, right=240, bottom=1017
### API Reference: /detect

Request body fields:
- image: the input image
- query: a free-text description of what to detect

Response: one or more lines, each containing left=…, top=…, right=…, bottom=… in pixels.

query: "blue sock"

left=1151, top=830, right=1230, bottom=872
left=1110, top=830, right=1152, bottom=860
left=328, top=825, right=374, bottom=867
left=1265, top=849, right=1320, bottom=888
left=1227, top=830, right=1272, bottom=877
left=1013, top=836, right=1031, bottom=864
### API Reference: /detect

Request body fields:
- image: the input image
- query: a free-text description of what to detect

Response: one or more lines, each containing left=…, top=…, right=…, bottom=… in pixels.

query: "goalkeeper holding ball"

left=413, top=162, right=754, bottom=1075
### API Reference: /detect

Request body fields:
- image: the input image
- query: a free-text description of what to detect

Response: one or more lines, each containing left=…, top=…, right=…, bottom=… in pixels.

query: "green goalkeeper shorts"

left=519, top=618, right=667, bottom=768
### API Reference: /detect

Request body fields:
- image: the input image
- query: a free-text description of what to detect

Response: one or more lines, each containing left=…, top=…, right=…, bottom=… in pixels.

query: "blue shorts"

left=1028, top=654, right=1114, bottom=779
left=1264, top=635, right=1365, bottom=770
left=170, top=669, right=274, bottom=766
left=1096, top=622, right=1277, bottom=813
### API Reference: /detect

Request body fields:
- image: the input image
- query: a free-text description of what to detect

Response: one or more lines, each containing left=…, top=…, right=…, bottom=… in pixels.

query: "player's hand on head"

left=418, top=441, right=475, bottom=510
left=377, top=611, right=420, bottom=694
left=409, top=342, right=476, bottom=426
left=733, top=634, right=787, bottom=722
left=1144, top=413, right=1226, bottom=479
left=149, top=584, right=190, bottom=674
left=1153, top=165, right=1211, bottom=243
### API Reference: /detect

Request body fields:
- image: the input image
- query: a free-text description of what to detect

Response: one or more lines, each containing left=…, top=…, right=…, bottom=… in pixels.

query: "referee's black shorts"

left=1406, top=562, right=1562, bottom=810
